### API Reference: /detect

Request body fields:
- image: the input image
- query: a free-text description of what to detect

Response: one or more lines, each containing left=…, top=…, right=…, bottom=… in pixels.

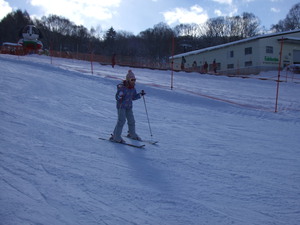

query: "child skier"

left=110, top=70, right=145, bottom=143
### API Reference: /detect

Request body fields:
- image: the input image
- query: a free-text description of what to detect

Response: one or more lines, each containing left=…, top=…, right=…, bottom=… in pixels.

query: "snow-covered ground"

left=0, top=54, right=299, bottom=225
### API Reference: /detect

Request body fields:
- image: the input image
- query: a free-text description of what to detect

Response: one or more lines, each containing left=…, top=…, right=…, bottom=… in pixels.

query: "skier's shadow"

left=114, top=144, right=171, bottom=192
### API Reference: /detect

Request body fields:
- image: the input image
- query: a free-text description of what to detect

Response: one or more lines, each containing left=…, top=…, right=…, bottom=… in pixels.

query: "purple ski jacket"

left=115, top=80, right=141, bottom=109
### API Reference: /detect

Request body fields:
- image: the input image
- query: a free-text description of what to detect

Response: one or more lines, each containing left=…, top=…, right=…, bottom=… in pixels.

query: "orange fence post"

left=171, top=36, right=175, bottom=90
left=275, top=37, right=284, bottom=113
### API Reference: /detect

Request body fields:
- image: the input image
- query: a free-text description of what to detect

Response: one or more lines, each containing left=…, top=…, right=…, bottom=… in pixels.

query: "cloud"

left=29, top=0, right=121, bottom=27
left=214, top=9, right=224, bottom=17
left=212, top=0, right=233, bottom=4
left=163, top=5, right=208, bottom=25
left=0, top=0, right=12, bottom=19
left=271, top=7, right=280, bottom=13
left=213, top=5, right=238, bottom=18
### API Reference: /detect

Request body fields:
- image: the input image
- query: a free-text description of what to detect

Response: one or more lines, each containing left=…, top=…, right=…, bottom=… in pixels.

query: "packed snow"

left=0, top=54, right=299, bottom=225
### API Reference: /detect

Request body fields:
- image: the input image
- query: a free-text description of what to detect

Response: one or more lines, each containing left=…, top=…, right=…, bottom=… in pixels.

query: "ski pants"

left=113, top=108, right=137, bottom=141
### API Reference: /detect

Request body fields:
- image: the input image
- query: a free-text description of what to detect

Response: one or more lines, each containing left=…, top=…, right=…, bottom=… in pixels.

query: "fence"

left=0, top=44, right=25, bottom=55
left=48, top=50, right=171, bottom=71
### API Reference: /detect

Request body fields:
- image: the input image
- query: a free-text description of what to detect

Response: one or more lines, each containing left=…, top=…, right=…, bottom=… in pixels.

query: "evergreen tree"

left=0, top=10, right=32, bottom=44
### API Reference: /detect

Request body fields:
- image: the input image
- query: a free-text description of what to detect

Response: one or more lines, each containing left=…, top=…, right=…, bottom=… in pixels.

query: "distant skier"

left=110, top=70, right=145, bottom=143
left=212, top=59, right=217, bottom=73
left=203, top=61, right=208, bottom=73
left=192, top=61, right=197, bottom=71
left=111, top=53, right=116, bottom=68
left=181, top=56, right=186, bottom=70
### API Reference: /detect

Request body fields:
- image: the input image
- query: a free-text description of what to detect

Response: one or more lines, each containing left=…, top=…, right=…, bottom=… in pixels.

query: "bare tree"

left=139, top=22, right=174, bottom=60
left=173, top=23, right=203, bottom=37
left=205, top=17, right=227, bottom=38
left=271, top=3, right=300, bottom=32
left=240, top=12, right=260, bottom=38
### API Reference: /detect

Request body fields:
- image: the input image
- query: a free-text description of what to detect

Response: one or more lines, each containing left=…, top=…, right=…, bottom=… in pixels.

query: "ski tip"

left=99, top=137, right=145, bottom=148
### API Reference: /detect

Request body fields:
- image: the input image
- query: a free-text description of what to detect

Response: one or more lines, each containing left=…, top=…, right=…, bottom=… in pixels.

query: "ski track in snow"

left=0, top=54, right=300, bottom=225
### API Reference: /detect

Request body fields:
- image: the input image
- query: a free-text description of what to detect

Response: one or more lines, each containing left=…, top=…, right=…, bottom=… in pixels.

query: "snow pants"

left=113, top=108, right=137, bottom=141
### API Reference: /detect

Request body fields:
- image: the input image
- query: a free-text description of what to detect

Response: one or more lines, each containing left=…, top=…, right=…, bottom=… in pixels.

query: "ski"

left=98, top=137, right=145, bottom=149
left=145, top=140, right=159, bottom=145
left=123, top=136, right=158, bottom=145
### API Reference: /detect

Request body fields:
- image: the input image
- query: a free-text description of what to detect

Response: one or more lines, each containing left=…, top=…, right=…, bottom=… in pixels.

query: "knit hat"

left=126, top=70, right=136, bottom=81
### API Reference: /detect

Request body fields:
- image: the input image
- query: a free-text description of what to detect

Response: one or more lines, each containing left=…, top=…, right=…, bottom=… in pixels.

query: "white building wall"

left=172, top=30, right=300, bottom=75
left=259, top=36, right=283, bottom=72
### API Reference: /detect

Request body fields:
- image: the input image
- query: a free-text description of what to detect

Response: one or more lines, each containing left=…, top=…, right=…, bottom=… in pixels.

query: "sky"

left=0, top=0, right=299, bottom=35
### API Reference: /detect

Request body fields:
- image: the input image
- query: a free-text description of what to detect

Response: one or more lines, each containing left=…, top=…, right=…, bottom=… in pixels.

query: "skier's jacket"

left=115, top=80, right=141, bottom=109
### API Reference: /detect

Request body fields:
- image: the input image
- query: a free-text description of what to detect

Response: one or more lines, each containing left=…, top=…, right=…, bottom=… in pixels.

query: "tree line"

left=0, top=3, right=299, bottom=63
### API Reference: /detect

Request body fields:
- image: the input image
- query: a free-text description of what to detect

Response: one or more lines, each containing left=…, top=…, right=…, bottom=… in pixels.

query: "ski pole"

left=141, top=90, right=153, bottom=137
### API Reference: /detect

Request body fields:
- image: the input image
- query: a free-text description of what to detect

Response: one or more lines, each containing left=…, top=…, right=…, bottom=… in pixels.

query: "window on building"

left=230, top=50, right=234, bottom=58
left=266, top=46, right=273, bottom=54
left=227, top=64, right=234, bottom=69
left=245, top=47, right=252, bottom=55
left=245, top=61, right=252, bottom=67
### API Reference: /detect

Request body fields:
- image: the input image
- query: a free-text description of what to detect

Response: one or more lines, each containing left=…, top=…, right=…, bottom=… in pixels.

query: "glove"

left=116, top=91, right=124, bottom=100
left=140, top=90, right=146, bottom=96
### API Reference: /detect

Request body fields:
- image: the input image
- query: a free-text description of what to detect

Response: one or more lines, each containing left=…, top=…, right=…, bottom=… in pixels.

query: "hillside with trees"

left=0, top=3, right=299, bottom=66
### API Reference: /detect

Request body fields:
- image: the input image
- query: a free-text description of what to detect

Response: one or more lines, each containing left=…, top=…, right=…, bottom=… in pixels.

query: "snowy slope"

left=0, top=54, right=300, bottom=225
